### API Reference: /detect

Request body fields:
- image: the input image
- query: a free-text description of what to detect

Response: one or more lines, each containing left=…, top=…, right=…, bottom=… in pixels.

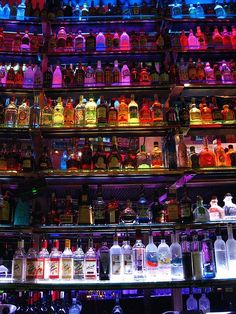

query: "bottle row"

left=1, top=57, right=236, bottom=89
left=7, top=224, right=236, bottom=283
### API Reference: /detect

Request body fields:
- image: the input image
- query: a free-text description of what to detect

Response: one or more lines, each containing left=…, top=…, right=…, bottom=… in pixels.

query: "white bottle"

left=170, top=234, right=183, bottom=280
left=52, top=65, right=62, bottom=88
left=110, top=236, right=122, bottom=281
left=23, top=65, right=34, bottom=88
left=133, top=235, right=146, bottom=281
left=12, top=240, right=26, bottom=281
left=121, top=237, right=133, bottom=279
left=145, top=232, right=158, bottom=280
left=186, top=293, right=198, bottom=311
left=214, top=235, right=228, bottom=278
left=226, top=224, right=236, bottom=276
left=157, top=239, right=171, bottom=280
left=121, top=64, right=130, bottom=85
left=199, top=293, right=210, bottom=314
left=120, top=31, right=130, bottom=51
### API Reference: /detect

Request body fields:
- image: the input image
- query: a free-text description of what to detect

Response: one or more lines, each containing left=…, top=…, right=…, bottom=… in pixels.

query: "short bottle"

left=193, top=195, right=210, bottom=222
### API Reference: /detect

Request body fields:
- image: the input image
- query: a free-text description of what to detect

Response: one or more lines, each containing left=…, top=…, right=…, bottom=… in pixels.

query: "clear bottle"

left=226, top=224, right=236, bottom=275
left=5, top=98, right=17, bottom=128
left=186, top=293, right=198, bottom=311
left=189, top=98, right=201, bottom=124
left=12, top=239, right=26, bottom=281
left=188, top=29, right=199, bottom=50
left=49, top=239, right=61, bottom=280
left=75, top=95, right=85, bottom=127
left=209, top=196, right=224, bottom=221
left=137, top=143, right=151, bottom=169
left=64, top=97, right=75, bottom=127
left=52, top=97, right=64, bottom=127
left=84, top=238, right=97, bottom=280
left=193, top=195, right=210, bottom=222
left=38, top=240, right=50, bottom=280
left=69, top=298, right=81, bottom=314
left=202, top=232, right=216, bottom=278
left=133, top=231, right=146, bottom=281
left=3, top=3, right=10, bottom=19
left=61, top=239, right=73, bottom=280
left=30, top=96, right=40, bottom=128
left=74, top=30, right=85, bottom=52
left=157, top=239, right=171, bottom=280
left=214, top=235, right=228, bottom=278
left=16, top=0, right=26, bottom=20
left=119, top=200, right=137, bottom=224
left=73, top=239, right=84, bottom=280
left=196, top=1, right=205, bottom=18
left=191, top=235, right=203, bottom=280
left=121, top=236, right=133, bottom=278
left=110, top=235, right=122, bottom=281
left=23, top=65, right=34, bottom=88
left=98, top=238, right=110, bottom=281
left=120, top=31, right=130, bottom=51
left=121, top=63, right=130, bottom=85
left=214, top=1, right=226, bottom=18
left=150, top=141, right=163, bottom=168
left=128, top=94, right=139, bottom=125
left=17, top=98, right=30, bottom=127
left=136, top=185, right=151, bottom=224
left=170, top=233, right=183, bottom=280
left=25, top=241, right=38, bottom=281
left=199, top=292, right=210, bottom=314
left=112, top=294, right=124, bottom=314
left=146, top=232, right=158, bottom=280
left=85, top=97, right=97, bottom=127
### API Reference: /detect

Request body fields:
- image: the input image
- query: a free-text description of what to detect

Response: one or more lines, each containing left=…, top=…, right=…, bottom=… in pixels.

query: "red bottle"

left=139, top=98, right=152, bottom=125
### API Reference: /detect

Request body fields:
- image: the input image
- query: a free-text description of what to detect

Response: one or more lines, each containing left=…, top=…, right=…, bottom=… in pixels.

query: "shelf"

left=181, top=83, right=236, bottom=97
left=165, top=16, right=236, bottom=23
left=49, top=15, right=160, bottom=23
left=1, top=278, right=236, bottom=290
left=188, top=123, right=236, bottom=136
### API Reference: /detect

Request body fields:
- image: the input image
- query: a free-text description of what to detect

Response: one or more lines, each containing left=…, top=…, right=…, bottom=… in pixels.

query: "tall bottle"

left=52, top=97, right=64, bottom=127
left=75, top=95, right=85, bottom=127
left=30, top=96, right=40, bottom=128
left=118, top=96, right=128, bottom=126
left=214, top=235, right=228, bottom=278
left=121, top=236, right=133, bottom=278
left=157, top=239, right=171, bottom=280
left=93, top=185, right=106, bottom=224
left=128, top=94, right=139, bottom=125
left=179, top=185, right=193, bottom=223
left=52, top=65, right=62, bottom=88
left=5, top=98, right=17, bottom=128
left=26, top=240, right=38, bottom=281
left=16, top=0, right=26, bottom=20
left=226, top=224, right=236, bottom=275
left=145, top=232, right=158, bottom=280
left=49, top=239, right=61, bottom=280
left=191, top=235, right=203, bottom=280
left=84, top=238, right=97, bottom=280
left=38, top=240, right=50, bottom=280
left=177, top=134, right=188, bottom=168
left=73, top=239, right=85, bottom=280
left=61, top=239, right=73, bottom=280
left=133, top=231, right=146, bottom=281
left=64, top=97, right=75, bottom=127
left=202, top=232, right=216, bottom=278
left=107, top=136, right=122, bottom=170
left=110, top=235, right=122, bottom=281
left=181, top=235, right=192, bottom=280
left=170, top=233, right=183, bottom=280
left=98, top=238, right=110, bottom=280
left=12, top=239, right=26, bottom=281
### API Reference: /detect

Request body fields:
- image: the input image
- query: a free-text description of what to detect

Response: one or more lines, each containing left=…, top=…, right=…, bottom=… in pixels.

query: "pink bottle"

left=222, top=26, right=232, bottom=49
left=195, top=26, right=207, bottom=50
left=188, top=29, right=199, bottom=50
left=120, top=31, right=130, bottom=51
left=212, top=26, right=223, bottom=49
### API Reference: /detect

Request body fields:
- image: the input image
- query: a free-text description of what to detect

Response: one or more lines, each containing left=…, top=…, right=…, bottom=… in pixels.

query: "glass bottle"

left=107, top=136, right=122, bottom=171
left=136, top=185, right=151, bottom=223
left=214, top=0, right=226, bottom=18
left=177, top=134, right=188, bottom=168
left=16, top=0, right=26, bottom=20
left=214, top=138, right=227, bottom=166
left=137, top=143, right=151, bottom=169
left=23, top=65, right=34, bottom=88
left=80, top=138, right=92, bottom=171
left=139, top=98, right=152, bottom=125
left=152, top=94, right=163, bottom=124
left=111, top=294, right=124, bottom=314
left=150, top=141, right=163, bottom=168
left=21, top=145, right=35, bottom=172
left=221, top=104, right=235, bottom=122
left=199, top=138, right=216, bottom=167
left=188, top=29, right=199, bottom=50
left=193, top=195, right=210, bottom=222
left=180, top=185, right=193, bottom=223
left=110, top=235, right=122, bottom=281
left=214, top=235, right=228, bottom=278
left=61, top=239, right=73, bottom=280
left=73, top=239, right=84, bottom=280
left=74, top=30, right=85, bottom=52
left=121, top=63, right=130, bottom=85
left=121, top=236, right=133, bottom=278
left=38, top=240, right=50, bottom=280
left=133, top=231, right=146, bottom=281
left=30, top=96, right=40, bottom=128
left=85, top=30, right=96, bottom=52
left=96, top=31, right=106, bottom=51
left=128, top=94, right=139, bottom=125
left=108, top=100, right=118, bottom=126
left=226, top=224, right=236, bottom=275
left=49, top=239, right=61, bottom=280
left=38, top=146, right=53, bottom=171
left=52, top=97, right=64, bottom=127
left=64, top=97, right=75, bottom=127
left=199, top=292, right=210, bottom=314
left=12, top=239, right=26, bottom=281
left=93, top=137, right=107, bottom=171
left=93, top=185, right=106, bottom=224
left=41, top=98, right=53, bottom=127
left=157, top=239, right=171, bottom=280
left=77, top=185, right=93, bottom=225
left=98, top=238, right=110, bottom=281
left=85, top=97, right=97, bottom=127
left=165, top=187, right=180, bottom=222
left=112, top=60, right=120, bottom=84
left=146, top=232, right=158, bottom=280
left=118, top=96, right=128, bottom=126
left=75, top=95, right=85, bottom=127
left=209, top=196, right=224, bottom=221
left=84, top=65, right=95, bottom=85
left=170, top=233, right=183, bottom=280
left=96, top=96, right=107, bottom=127
left=189, top=98, right=201, bottom=124
left=17, top=98, right=30, bottom=128
left=120, top=31, right=130, bottom=51
left=119, top=200, right=137, bottom=224
left=4, top=98, right=17, bottom=128
left=181, top=235, right=192, bottom=280
left=52, top=65, right=62, bottom=88
left=223, top=193, right=236, bottom=218
left=202, top=232, right=216, bottom=278
left=186, top=293, right=198, bottom=311
left=26, top=240, right=38, bottom=281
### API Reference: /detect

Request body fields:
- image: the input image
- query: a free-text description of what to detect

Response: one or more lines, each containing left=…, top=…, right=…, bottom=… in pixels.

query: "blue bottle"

left=0, top=4, right=4, bottom=19
left=189, top=4, right=197, bottom=18
left=214, top=1, right=226, bottom=18
left=60, top=150, right=68, bottom=170
left=171, top=1, right=182, bottom=18
left=14, top=200, right=30, bottom=226
left=3, top=3, right=10, bottom=19
left=69, top=298, right=82, bottom=314
left=16, top=0, right=26, bottom=21
left=196, top=2, right=205, bottom=18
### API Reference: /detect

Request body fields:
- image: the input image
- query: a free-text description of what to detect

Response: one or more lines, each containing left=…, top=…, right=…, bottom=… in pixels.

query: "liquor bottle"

left=30, top=96, right=40, bottom=128
left=214, top=138, right=226, bottom=167
left=171, top=1, right=182, bottom=18
left=199, top=138, right=216, bottom=168
left=85, top=97, right=97, bottom=127
left=21, top=145, right=35, bottom=172
left=226, top=224, right=236, bottom=275
left=96, top=96, right=107, bottom=127
left=186, top=293, right=198, bottom=311
left=84, top=238, right=97, bottom=280
left=214, top=234, right=228, bottom=278
left=16, top=0, right=26, bottom=20
left=188, top=58, right=197, bottom=82
left=107, top=137, right=122, bottom=170
left=80, top=139, right=92, bottom=171
left=75, top=95, right=85, bottom=127
left=73, top=239, right=85, bottom=280
left=133, top=231, right=145, bottom=281
left=121, top=63, right=130, bottom=85
left=69, top=298, right=82, bottom=314
left=61, top=239, right=73, bottom=280
left=139, top=99, right=152, bottom=125
left=150, top=141, right=163, bottom=168
left=204, top=62, right=215, bottom=83
left=12, top=239, right=26, bottom=281
left=95, top=61, right=104, bottom=86
left=96, top=31, right=106, bottom=51
left=145, top=232, right=158, bottom=279
left=191, top=235, right=203, bottom=280
left=17, top=98, right=30, bottom=128
left=152, top=94, right=163, bottom=123
left=214, top=0, right=226, bottom=18
left=118, top=96, right=128, bottom=126
left=177, top=134, right=188, bottom=168
left=181, top=235, right=192, bottom=280
left=136, top=185, right=151, bottom=223
left=93, top=185, right=106, bottom=224
left=38, top=146, right=52, bottom=171
left=202, top=232, right=216, bottom=278
left=121, top=236, right=133, bottom=278
left=120, top=31, right=130, bottom=51
left=178, top=58, right=189, bottom=82
left=2, top=3, right=10, bottom=19
left=221, top=104, right=235, bottom=122
left=38, top=240, right=50, bottom=280
left=163, top=130, right=177, bottom=170
left=113, top=31, right=120, bottom=50
left=21, top=29, right=30, bottom=51
left=98, top=237, right=110, bottom=281
left=165, top=187, right=180, bottom=222
left=52, top=65, right=62, bottom=88
left=77, top=185, right=92, bottom=225
left=196, top=27, right=207, bottom=50
left=49, top=239, right=61, bottom=280
left=211, top=97, right=223, bottom=121
left=43, top=64, right=53, bottom=88
left=179, top=100, right=190, bottom=126
left=170, top=233, right=183, bottom=280
left=189, top=4, right=197, bottom=18
left=104, top=63, right=112, bottom=85
left=26, top=240, right=38, bottom=281
left=209, top=196, right=224, bottom=221
left=180, top=185, right=192, bottom=223
left=112, top=294, right=124, bottom=314
left=149, top=189, right=165, bottom=223
left=189, top=98, right=201, bottom=124
left=188, top=29, right=199, bottom=50
left=93, top=137, right=107, bottom=171
left=120, top=200, right=137, bottom=224
left=106, top=198, right=119, bottom=224
left=193, top=195, right=210, bottom=222
left=157, top=239, right=171, bottom=280
left=226, top=145, right=236, bottom=167
left=52, top=97, right=64, bottom=127
left=108, top=100, right=118, bottom=126
left=223, top=193, right=236, bottom=217
left=63, top=97, right=75, bottom=127
left=86, top=30, right=96, bottom=52
left=137, top=143, right=151, bottom=169
left=200, top=102, right=213, bottom=123
left=75, top=63, right=85, bottom=86
left=41, top=98, right=52, bottom=127
left=74, top=30, right=85, bottom=52
left=199, top=292, right=211, bottom=314
left=56, top=27, right=67, bottom=51
left=112, top=60, right=120, bottom=84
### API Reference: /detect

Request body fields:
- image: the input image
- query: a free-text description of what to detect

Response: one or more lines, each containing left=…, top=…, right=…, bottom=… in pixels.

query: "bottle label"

left=153, top=108, right=163, bottom=121
left=94, top=156, right=106, bottom=170
left=123, top=254, right=133, bottom=274
left=151, top=152, right=163, bottom=167
left=73, top=259, right=84, bottom=279
left=86, top=108, right=96, bottom=124
left=134, top=249, right=144, bottom=271
left=64, top=109, right=74, bottom=125
left=53, top=112, right=64, bottom=125
left=49, top=258, right=60, bottom=279
left=22, top=159, right=31, bottom=169
left=167, top=204, right=179, bottom=221
left=75, top=38, right=84, bottom=50
left=84, top=259, right=97, bottom=279
left=113, top=38, right=119, bottom=49
left=180, top=202, right=191, bottom=218
left=42, top=113, right=52, bottom=126
left=18, top=110, right=28, bottom=125
left=122, top=69, right=130, bottom=81
left=26, top=258, right=44, bottom=280
left=129, top=106, right=138, bottom=119
left=108, top=156, right=120, bottom=169
left=61, top=257, right=73, bottom=279
left=97, top=107, right=107, bottom=123
left=94, top=205, right=105, bottom=221
left=13, top=258, right=24, bottom=280
left=0, top=158, right=7, bottom=171
left=109, top=211, right=116, bottom=224
left=106, top=37, right=113, bottom=49
left=108, top=111, right=117, bottom=125
left=59, top=214, right=73, bottom=225
left=118, top=106, right=128, bottom=124
left=75, top=109, right=85, bottom=125
left=111, top=254, right=121, bottom=275
left=146, top=252, right=158, bottom=268
left=99, top=252, right=110, bottom=275
left=78, top=205, right=92, bottom=224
